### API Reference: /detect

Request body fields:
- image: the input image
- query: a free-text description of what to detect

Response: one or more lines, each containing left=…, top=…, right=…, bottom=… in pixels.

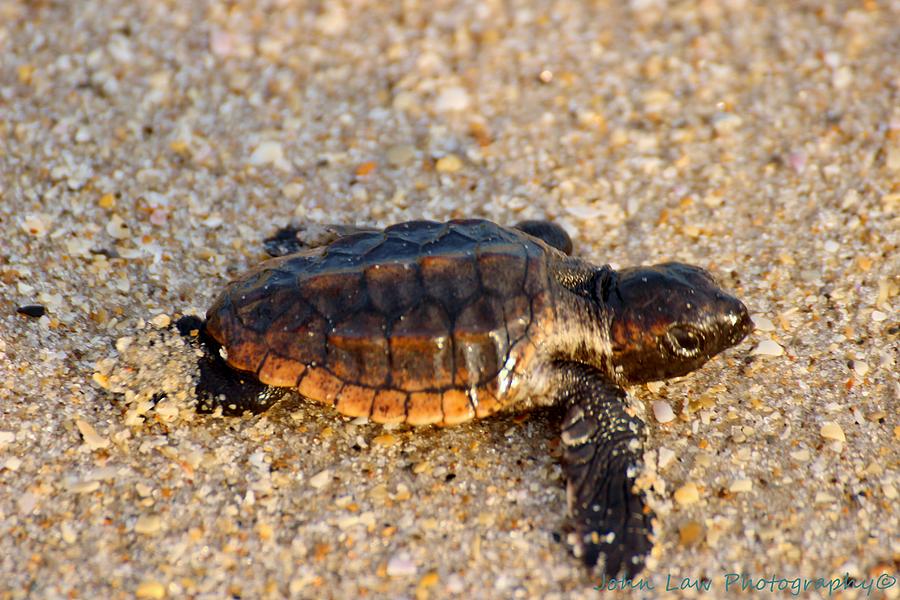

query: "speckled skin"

left=201, top=219, right=752, bottom=576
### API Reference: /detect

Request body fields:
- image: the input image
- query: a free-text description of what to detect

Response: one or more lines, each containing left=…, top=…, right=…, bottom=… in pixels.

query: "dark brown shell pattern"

left=205, top=220, right=560, bottom=425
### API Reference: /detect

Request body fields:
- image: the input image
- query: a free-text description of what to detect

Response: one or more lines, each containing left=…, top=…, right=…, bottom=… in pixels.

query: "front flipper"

left=176, top=316, right=286, bottom=415
left=555, top=363, right=653, bottom=577
left=513, top=220, right=573, bottom=255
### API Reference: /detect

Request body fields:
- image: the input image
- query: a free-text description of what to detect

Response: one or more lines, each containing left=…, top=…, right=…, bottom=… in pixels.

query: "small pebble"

left=355, top=161, right=376, bottom=177
left=435, top=154, right=463, bottom=173
left=135, top=580, right=166, bottom=599
left=820, top=422, right=846, bottom=442
left=372, top=434, right=398, bottom=447
left=652, top=400, right=676, bottom=423
left=386, top=144, right=416, bottom=166
left=106, top=214, right=131, bottom=240
left=434, top=86, right=470, bottom=112
left=419, top=572, right=439, bottom=589
left=154, top=401, right=179, bottom=420
left=386, top=552, right=417, bottom=577
left=317, top=5, right=348, bottom=35
left=92, top=372, right=110, bottom=389
left=753, top=316, right=775, bottom=332
left=16, top=304, right=46, bottom=318
left=790, top=449, right=810, bottom=462
left=249, top=141, right=287, bottom=169
left=852, top=360, right=869, bottom=377
left=337, top=515, right=360, bottom=530
left=18, top=493, right=38, bottom=514
left=149, top=313, right=171, bottom=328
left=658, top=447, right=676, bottom=470
left=282, top=182, right=304, bottom=200
left=257, top=522, right=273, bottom=541
left=134, top=514, right=163, bottom=535
left=394, top=483, right=411, bottom=501
left=21, top=213, right=53, bottom=237
left=69, top=480, right=100, bottom=494
left=712, top=112, right=743, bottom=135
left=678, top=521, right=704, bottom=546
left=309, top=469, right=332, bottom=489
left=729, top=479, right=753, bottom=493
left=871, top=310, right=887, bottom=322
left=115, top=336, right=133, bottom=353
left=74, top=127, right=91, bottom=143
left=674, top=483, right=700, bottom=506
left=75, top=419, right=110, bottom=450
left=0, top=431, right=15, bottom=446
left=645, top=381, right=664, bottom=394
left=832, top=66, right=853, bottom=89
left=60, top=522, right=77, bottom=544
left=751, top=339, right=784, bottom=357
left=445, top=574, right=465, bottom=594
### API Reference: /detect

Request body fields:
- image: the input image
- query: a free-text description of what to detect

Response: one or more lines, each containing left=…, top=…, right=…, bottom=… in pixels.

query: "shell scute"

left=442, top=390, right=475, bottom=425
left=297, top=368, right=344, bottom=405
left=477, top=246, right=528, bottom=298
left=327, top=311, right=390, bottom=387
left=453, top=295, right=506, bottom=386
left=406, top=392, right=442, bottom=426
left=258, top=352, right=306, bottom=387
left=371, top=390, right=408, bottom=424
left=364, top=261, right=419, bottom=316
left=232, top=271, right=299, bottom=334
left=266, top=305, right=327, bottom=366
left=335, top=384, right=376, bottom=418
left=421, top=252, right=480, bottom=312
left=389, top=301, right=454, bottom=390
left=298, top=270, right=365, bottom=321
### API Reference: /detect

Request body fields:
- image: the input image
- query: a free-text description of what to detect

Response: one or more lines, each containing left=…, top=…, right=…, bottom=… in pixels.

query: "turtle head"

left=599, top=263, right=752, bottom=384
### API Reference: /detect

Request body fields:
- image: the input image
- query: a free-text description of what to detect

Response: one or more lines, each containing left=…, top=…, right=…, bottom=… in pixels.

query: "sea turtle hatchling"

left=193, top=218, right=752, bottom=576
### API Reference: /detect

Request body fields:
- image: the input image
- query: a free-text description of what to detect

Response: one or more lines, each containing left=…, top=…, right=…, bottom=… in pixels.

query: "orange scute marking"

left=298, top=368, right=344, bottom=405
left=371, top=390, right=408, bottom=424
left=406, top=392, right=442, bottom=426
left=224, top=335, right=267, bottom=374
left=441, top=390, right=475, bottom=425
left=258, top=353, right=305, bottom=387
left=335, top=385, right=376, bottom=418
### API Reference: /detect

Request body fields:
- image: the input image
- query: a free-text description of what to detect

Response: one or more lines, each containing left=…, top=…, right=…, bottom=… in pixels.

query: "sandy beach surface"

left=1, top=1, right=897, bottom=598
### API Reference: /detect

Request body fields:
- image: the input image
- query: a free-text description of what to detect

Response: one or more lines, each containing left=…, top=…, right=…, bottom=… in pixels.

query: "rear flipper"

left=176, top=315, right=286, bottom=415
left=263, top=224, right=380, bottom=257
left=555, top=363, right=653, bottom=577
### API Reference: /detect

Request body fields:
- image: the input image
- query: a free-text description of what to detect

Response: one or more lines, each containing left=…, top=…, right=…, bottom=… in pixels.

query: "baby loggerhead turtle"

left=192, top=219, right=752, bottom=576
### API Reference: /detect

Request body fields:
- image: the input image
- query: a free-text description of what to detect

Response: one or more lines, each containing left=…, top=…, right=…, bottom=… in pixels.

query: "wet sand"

left=1, top=1, right=897, bottom=598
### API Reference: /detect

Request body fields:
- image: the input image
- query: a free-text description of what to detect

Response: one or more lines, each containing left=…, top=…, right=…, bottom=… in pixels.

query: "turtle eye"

left=666, top=325, right=702, bottom=356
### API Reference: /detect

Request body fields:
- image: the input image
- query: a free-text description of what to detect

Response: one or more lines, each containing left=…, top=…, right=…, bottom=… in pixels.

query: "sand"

left=1, top=1, right=897, bottom=598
